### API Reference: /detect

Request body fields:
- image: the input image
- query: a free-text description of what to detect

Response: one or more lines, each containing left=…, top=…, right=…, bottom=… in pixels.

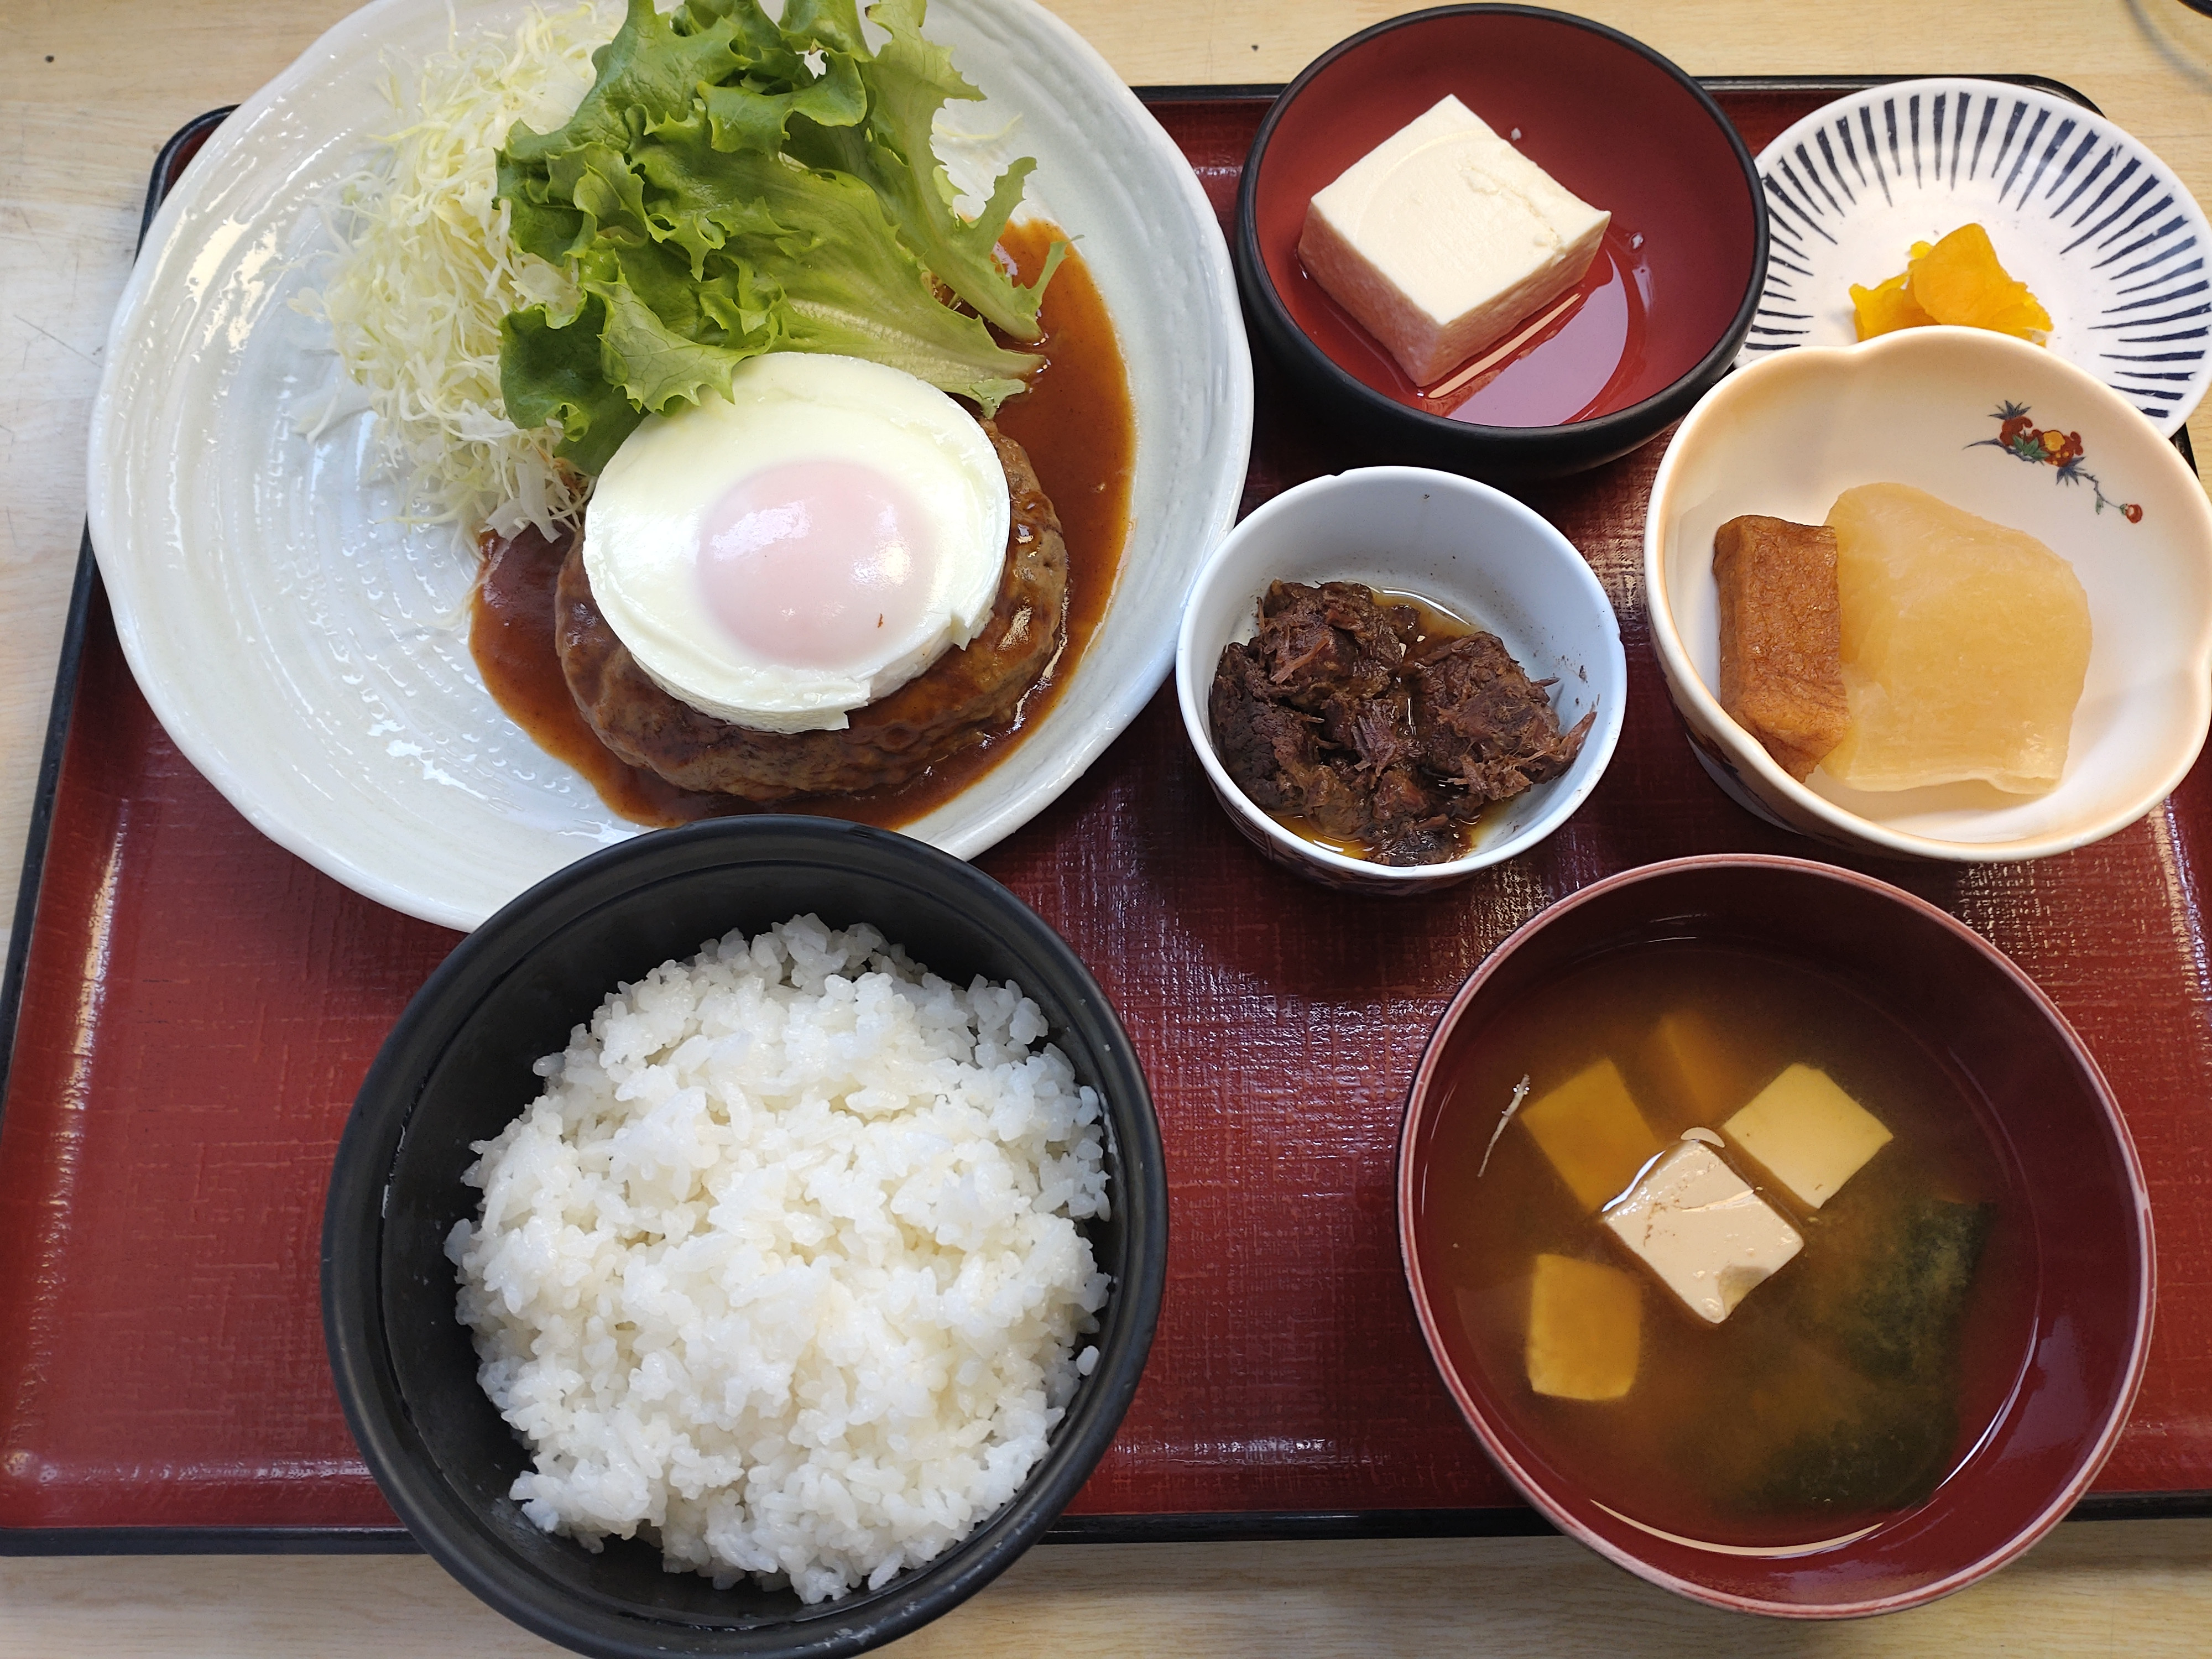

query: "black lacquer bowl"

left=322, top=817, right=1167, bottom=1658
left=1235, top=4, right=1767, bottom=483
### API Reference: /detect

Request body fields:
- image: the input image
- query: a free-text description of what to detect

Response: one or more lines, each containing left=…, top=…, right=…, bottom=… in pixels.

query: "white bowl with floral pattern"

left=1648, top=325, right=2212, bottom=860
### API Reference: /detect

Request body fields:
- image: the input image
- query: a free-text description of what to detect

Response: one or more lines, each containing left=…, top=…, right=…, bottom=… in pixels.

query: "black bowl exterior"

left=1233, top=5, right=1768, bottom=485
left=324, top=817, right=1167, bottom=1658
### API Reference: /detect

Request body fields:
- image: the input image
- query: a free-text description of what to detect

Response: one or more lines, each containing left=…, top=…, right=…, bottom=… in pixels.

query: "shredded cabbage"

left=300, top=3, right=620, bottom=539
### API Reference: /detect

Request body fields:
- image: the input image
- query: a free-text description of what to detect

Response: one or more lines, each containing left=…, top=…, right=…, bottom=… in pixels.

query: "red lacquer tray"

left=4, top=84, right=2207, bottom=1554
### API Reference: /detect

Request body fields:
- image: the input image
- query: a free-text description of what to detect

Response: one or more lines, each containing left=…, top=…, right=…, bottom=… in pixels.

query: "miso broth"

left=1414, top=941, right=2034, bottom=1548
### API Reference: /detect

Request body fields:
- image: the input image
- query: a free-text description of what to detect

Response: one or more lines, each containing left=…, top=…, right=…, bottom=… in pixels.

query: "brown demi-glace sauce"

left=469, top=220, right=1133, bottom=828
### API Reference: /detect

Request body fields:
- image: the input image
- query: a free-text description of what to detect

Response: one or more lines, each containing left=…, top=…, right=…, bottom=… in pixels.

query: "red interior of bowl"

left=1397, top=857, right=2152, bottom=1615
left=1252, top=10, right=1761, bottom=427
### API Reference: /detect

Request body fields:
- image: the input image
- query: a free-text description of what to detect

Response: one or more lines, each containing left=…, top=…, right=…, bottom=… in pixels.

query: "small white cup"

left=1175, top=467, right=1627, bottom=894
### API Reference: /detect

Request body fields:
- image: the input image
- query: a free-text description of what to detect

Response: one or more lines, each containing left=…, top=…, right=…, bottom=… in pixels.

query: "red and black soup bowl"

left=1397, top=855, right=2152, bottom=1616
left=1235, top=6, right=1766, bottom=482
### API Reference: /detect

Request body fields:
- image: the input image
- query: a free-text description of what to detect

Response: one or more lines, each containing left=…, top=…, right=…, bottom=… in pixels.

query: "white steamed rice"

left=446, top=914, right=1112, bottom=1603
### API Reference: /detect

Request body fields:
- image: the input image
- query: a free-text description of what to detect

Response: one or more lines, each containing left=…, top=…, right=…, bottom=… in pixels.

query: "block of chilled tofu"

left=1602, top=1139, right=1804, bottom=1324
left=1519, top=1058, right=1663, bottom=1212
left=1639, top=1008, right=1761, bottom=1125
left=1297, top=95, right=1611, bottom=387
left=1527, top=1253, right=1642, bottom=1401
left=1723, top=1063, right=1893, bottom=1209
left=1712, top=514, right=1851, bottom=782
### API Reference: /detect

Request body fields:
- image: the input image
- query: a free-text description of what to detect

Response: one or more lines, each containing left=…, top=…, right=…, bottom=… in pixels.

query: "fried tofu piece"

left=1639, top=1008, right=1761, bottom=1125
left=1724, top=1063, right=1893, bottom=1210
left=1712, top=515, right=1851, bottom=781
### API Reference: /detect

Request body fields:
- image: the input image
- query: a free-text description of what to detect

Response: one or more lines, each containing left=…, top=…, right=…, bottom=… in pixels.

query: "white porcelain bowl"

left=1175, top=467, right=1626, bottom=894
left=1735, top=77, right=2212, bottom=436
left=1647, top=326, right=2212, bottom=859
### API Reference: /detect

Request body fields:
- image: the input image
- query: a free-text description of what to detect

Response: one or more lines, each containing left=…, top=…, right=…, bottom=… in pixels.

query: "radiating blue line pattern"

left=1746, top=82, right=2207, bottom=429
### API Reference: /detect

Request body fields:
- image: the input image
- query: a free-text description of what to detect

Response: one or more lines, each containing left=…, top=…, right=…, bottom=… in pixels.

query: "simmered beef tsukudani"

left=1209, top=581, right=1593, bottom=864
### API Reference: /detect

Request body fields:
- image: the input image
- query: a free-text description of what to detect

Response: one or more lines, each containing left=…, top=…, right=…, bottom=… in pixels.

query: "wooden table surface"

left=5, top=0, right=2211, bottom=1651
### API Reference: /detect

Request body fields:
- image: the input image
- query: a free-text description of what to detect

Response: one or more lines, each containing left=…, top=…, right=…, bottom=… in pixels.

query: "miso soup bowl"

left=1175, top=466, right=1627, bottom=894
left=1645, top=326, right=2212, bottom=860
left=1397, top=854, right=2154, bottom=1619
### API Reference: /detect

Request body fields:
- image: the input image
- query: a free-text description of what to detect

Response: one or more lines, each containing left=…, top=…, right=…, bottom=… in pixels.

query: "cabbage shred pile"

left=304, top=3, right=614, bottom=539
left=498, top=0, right=1062, bottom=476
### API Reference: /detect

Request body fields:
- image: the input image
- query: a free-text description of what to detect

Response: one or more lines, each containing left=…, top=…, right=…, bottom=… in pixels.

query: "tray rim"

left=5, top=78, right=2206, bottom=1558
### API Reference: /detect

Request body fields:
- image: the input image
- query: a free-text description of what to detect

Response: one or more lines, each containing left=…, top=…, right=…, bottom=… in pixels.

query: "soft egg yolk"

left=695, top=458, right=942, bottom=671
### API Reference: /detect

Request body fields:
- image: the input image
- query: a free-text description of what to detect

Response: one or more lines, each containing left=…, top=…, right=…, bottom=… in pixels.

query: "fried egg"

left=582, top=353, right=1011, bottom=733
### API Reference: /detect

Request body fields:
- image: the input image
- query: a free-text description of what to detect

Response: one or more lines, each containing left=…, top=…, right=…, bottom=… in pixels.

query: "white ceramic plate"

left=86, top=0, right=1251, bottom=931
left=1738, top=77, right=2212, bottom=436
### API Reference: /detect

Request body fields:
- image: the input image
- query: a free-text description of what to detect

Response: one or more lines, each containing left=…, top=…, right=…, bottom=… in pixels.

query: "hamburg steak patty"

left=556, top=422, right=1069, bottom=800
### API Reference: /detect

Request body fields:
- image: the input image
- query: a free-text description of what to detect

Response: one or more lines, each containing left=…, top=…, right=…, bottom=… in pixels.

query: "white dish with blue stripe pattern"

left=1738, top=77, right=2211, bottom=436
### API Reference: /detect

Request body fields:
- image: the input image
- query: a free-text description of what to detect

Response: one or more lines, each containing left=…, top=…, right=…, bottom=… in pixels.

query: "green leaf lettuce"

left=496, top=0, right=1058, bottom=471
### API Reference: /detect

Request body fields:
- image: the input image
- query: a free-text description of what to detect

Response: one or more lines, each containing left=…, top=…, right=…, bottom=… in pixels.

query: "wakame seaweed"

left=1749, top=1385, right=1959, bottom=1513
left=1718, top=1187, right=1996, bottom=1514
left=1795, top=1188, right=1995, bottom=1387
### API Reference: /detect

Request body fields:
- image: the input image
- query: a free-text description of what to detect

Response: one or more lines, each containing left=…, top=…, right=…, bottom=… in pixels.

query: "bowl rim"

left=321, top=814, right=1169, bottom=1658
left=1733, top=75, right=2212, bottom=437
left=1393, top=851, right=2157, bottom=1619
left=1172, top=464, right=1628, bottom=883
left=1642, top=325, right=2212, bottom=861
left=1231, top=1, right=1770, bottom=447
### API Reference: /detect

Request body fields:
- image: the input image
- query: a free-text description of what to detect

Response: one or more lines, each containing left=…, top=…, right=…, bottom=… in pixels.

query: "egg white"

left=583, top=353, right=1011, bottom=733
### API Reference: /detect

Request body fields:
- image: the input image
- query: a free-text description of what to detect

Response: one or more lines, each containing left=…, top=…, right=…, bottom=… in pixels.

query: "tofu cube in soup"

left=1527, top=1254, right=1642, bottom=1401
left=1724, top=1063, right=1894, bottom=1209
left=1603, top=1140, right=1804, bottom=1324
left=1519, top=1058, right=1663, bottom=1211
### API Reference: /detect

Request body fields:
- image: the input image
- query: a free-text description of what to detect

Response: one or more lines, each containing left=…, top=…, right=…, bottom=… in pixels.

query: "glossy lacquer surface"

left=2, top=88, right=2207, bottom=1540
left=1246, top=12, right=1759, bottom=422
left=1401, top=859, right=2150, bottom=1613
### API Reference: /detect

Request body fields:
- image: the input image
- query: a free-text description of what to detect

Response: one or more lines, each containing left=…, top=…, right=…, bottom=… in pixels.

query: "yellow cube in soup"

left=1519, top=1059, right=1664, bottom=1211
left=1640, top=1008, right=1764, bottom=1125
left=1527, top=1253, right=1642, bottom=1401
left=1724, top=1063, right=1894, bottom=1211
